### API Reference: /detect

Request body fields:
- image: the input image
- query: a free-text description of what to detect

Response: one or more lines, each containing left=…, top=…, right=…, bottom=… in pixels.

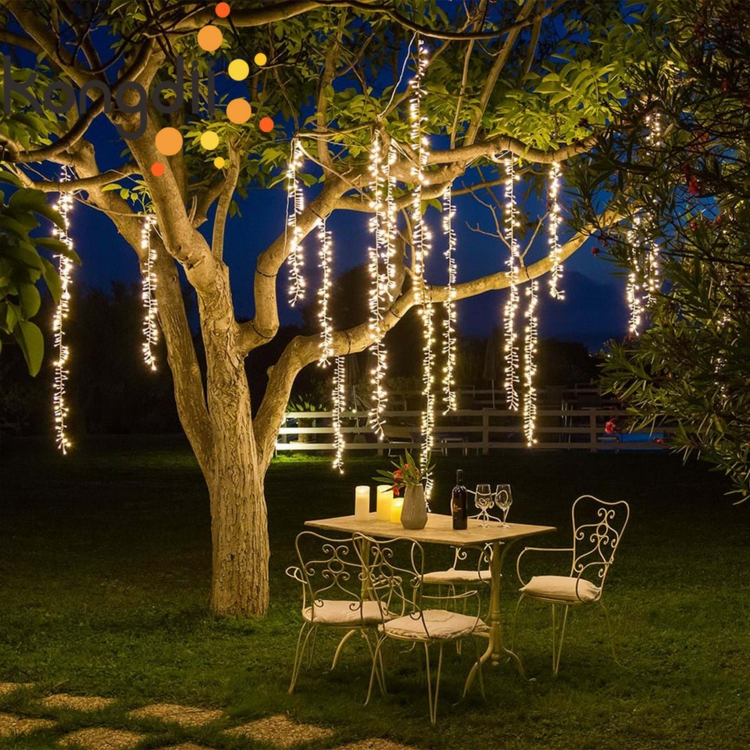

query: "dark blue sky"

left=71, top=140, right=628, bottom=351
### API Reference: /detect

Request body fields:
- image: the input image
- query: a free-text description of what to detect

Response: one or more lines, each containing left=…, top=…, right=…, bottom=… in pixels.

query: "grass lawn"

left=1, top=437, right=749, bottom=749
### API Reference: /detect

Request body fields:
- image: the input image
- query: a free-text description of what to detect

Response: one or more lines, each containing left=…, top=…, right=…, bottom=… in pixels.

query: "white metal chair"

left=355, top=534, right=488, bottom=725
left=512, top=494, right=630, bottom=676
left=286, top=531, right=391, bottom=694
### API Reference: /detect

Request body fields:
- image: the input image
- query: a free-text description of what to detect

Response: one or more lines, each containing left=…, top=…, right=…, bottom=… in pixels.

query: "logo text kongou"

left=3, top=57, right=215, bottom=140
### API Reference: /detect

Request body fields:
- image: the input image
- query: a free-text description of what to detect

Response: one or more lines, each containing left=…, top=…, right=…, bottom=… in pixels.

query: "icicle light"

left=548, top=161, right=564, bottom=300
left=523, top=280, right=539, bottom=446
left=141, top=213, right=159, bottom=370
left=503, top=156, right=521, bottom=411
left=332, top=355, right=346, bottom=473
left=442, top=184, right=457, bottom=412
left=421, top=299, right=436, bottom=498
left=367, top=134, right=389, bottom=438
left=409, top=38, right=429, bottom=303
left=52, top=169, right=74, bottom=454
left=317, top=217, right=334, bottom=364
left=286, top=137, right=305, bottom=306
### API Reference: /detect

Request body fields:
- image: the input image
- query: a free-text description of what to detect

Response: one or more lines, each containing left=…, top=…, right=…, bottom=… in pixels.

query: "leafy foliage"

left=573, top=0, right=750, bottom=499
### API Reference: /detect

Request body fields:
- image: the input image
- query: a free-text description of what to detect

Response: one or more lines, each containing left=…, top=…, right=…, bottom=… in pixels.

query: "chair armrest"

left=286, top=566, right=305, bottom=584
left=516, top=547, right=574, bottom=587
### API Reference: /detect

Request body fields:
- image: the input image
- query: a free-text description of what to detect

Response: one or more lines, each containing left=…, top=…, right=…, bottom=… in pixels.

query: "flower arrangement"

left=373, top=451, right=434, bottom=497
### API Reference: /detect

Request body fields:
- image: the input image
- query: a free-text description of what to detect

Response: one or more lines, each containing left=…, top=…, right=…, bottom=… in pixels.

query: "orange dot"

left=151, top=162, right=164, bottom=177
left=227, top=98, right=252, bottom=124
left=155, top=127, right=183, bottom=156
left=215, top=2, right=230, bottom=17
left=198, top=25, right=223, bottom=52
left=259, top=116, right=274, bottom=133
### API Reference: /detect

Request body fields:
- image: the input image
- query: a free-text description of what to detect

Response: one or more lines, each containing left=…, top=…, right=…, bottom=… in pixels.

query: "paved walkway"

left=0, top=683, right=416, bottom=749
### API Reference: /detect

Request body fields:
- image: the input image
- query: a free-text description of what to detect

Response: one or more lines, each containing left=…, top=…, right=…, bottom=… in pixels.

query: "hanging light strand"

left=52, top=168, right=75, bottom=454
left=141, top=213, right=159, bottom=371
left=367, top=134, right=388, bottom=438
left=442, top=184, right=457, bottom=412
left=644, top=112, right=663, bottom=304
left=421, top=300, right=436, bottom=498
left=286, top=137, right=306, bottom=306
left=317, top=217, right=334, bottom=365
left=523, top=280, right=539, bottom=446
left=332, top=355, right=346, bottom=473
left=503, top=156, right=521, bottom=411
left=548, top=161, right=564, bottom=300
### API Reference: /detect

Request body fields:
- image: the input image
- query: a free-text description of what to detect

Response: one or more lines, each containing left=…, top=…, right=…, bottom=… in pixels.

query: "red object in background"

left=605, top=419, right=619, bottom=435
left=592, top=247, right=601, bottom=256
left=688, top=175, right=700, bottom=195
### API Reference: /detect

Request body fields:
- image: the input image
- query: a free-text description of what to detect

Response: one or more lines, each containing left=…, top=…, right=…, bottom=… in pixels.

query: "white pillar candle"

left=376, top=485, right=393, bottom=521
left=390, top=498, right=404, bottom=524
left=355, top=486, right=370, bottom=520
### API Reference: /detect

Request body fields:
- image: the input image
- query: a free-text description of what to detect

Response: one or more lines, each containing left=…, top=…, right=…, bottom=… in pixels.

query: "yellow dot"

left=254, top=52, right=268, bottom=67
left=228, top=59, right=249, bottom=81
left=227, top=98, right=252, bottom=124
left=200, top=131, right=220, bottom=150
left=198, top=25, right=223, bottom=52
left=214, top=157, right=226, bottom=169
left=154, top=127, right=183, bottom=156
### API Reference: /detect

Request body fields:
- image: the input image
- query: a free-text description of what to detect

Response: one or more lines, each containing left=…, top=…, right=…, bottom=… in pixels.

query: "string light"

left=523, top=280, right=538, bottom=446
left=317, top=217, right=334, bottom=364
left=409, top=37, right=435, bottom=494
left=367, top=134, right=389, bottom=438
left=442, top=184, right=457, bottom=412
left=548, top=161, right=564, bottom=300
left=644, top=112, right=663, bottom=305
left=141, top=213, right=159, bottom=370
left=332, top=355, right=346, bottom=473
left=503, top=156, right=521, bottom=411
left=286, top=137, right=305, bottom=306
left=52, top=168, right=74, bottom=454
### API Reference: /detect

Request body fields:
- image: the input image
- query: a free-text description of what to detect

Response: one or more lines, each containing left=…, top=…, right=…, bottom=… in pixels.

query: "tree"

left=574, top=0, right=750, bottom=500
left=0, top=0, right=644, bottom=615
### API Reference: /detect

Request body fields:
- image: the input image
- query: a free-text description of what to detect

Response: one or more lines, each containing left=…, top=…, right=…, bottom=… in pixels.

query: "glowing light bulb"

left=286, top=137, right=306, bottom=306
left=140, top=213, right=159, bottom=371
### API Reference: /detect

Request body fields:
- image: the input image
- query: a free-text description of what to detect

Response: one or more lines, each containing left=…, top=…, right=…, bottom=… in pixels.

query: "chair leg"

left=289, top=622, right=315, bottom=694
left=471, top=637, right=486, bottom=701
left=551, top=604, right=570, bottom=677
left=424, top=642, right=444, bottom=726
left=307, top=625, right=319, bottom=667
left=510, top=594, right=526, bottom=652
left=599, top=599, right=626, bottom=669
left=331, top=628, right=358, bottom=670
left=365, top=635, right=387, bottom=706
left=361, top=630, right=387, bottom=695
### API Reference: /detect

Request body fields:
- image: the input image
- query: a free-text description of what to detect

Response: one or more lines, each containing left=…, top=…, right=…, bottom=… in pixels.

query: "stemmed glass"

left=495, top=484, right=513, bottom=527
left=474, top=484, right=494, bottom=526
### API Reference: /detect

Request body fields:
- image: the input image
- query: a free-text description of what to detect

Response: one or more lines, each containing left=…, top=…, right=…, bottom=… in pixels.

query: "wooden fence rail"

left=276, top=409, right=672, bottom=455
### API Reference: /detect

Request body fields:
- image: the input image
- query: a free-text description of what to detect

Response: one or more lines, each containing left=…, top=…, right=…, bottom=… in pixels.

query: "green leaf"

left=41, top=257, right=62, bottom=303
left=18, top=281, right=41, bottom=317
left=14, top=319, right=44, bottom=376
left=8, top=187, right=47, bottom=212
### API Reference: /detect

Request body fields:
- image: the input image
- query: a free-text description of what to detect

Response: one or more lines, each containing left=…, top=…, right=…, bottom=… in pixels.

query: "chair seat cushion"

left=422, top=568, right=491, bottom=585
left=303, top=599, right=388, bottom=625
left=520, top=575, right=601, bottom=603
left=381, top=610, right=488, bottom=640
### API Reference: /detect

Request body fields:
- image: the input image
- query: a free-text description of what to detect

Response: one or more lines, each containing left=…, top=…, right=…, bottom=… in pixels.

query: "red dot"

left=259, top=116, right=274, bottom=133
left=215, top=2, right=230, bottom=17
left=151, top=162, right=165, bottom=177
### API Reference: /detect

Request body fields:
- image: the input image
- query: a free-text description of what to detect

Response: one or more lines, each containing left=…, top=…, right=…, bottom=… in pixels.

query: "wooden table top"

left=305, top=512, right=555, bottom=546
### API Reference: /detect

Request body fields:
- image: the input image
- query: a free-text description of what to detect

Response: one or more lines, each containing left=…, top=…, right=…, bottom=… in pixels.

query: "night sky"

left=72, top=116, right=627, bottom=352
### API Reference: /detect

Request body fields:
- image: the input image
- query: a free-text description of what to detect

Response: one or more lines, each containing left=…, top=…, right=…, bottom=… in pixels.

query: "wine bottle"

left=451, top=469, right=468, bottom=530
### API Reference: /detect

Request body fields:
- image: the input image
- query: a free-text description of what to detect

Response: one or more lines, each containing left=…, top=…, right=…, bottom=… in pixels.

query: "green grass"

left=1, top=437, right=750, bottom=749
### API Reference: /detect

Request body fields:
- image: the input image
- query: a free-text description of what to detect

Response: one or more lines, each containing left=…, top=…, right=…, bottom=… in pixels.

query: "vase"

left=401, top=484, right=428, bottom=530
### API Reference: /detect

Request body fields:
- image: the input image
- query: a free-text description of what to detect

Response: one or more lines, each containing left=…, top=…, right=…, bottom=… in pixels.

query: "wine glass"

left=495, top=484, right=513, bottom=527
left=475, top=484, right=494, bottom=526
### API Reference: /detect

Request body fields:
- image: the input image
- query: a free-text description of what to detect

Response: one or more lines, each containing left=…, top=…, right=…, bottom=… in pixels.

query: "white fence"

left=276, top=408, right=672, bottom=455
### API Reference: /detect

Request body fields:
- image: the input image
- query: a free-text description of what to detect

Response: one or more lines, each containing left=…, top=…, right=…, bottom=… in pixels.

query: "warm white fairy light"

left=317, top=217, right=334, bottom=364
left=140, top=213, right=159, bottom=371
left=548, top=161, right=564, bottom=300
left=626, top=217, right=645, bottom=336
left=421, top=299, right=436, bottom=499
left=409, top=38, right=430, bottom=304
left=52, top=169, right=74, bottom=454
left=332, top=355, right=346, bottom=473
left=367, top=134, right=389, bottom=438
left=503, top=156, right=521, bottom=411
left=286, top=137, right=306, bottom=306
left=386, top=144, right=398, bottom=293
left=523, top=280, right=538, bottom=446
left=442, top=184, right=457, bottom=412
left=647, top=239, right=661, bottom=301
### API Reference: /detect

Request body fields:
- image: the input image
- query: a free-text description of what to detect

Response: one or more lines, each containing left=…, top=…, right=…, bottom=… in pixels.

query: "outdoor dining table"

left=305, top=512, right=555, bottom=693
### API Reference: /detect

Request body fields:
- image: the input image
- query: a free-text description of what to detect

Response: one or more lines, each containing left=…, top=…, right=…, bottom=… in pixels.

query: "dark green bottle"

left=451, top=469, right=468, bottom=530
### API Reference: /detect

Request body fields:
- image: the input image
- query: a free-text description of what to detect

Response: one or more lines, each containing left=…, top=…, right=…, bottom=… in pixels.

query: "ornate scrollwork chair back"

left=513, top=494, right=631, bottom=676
